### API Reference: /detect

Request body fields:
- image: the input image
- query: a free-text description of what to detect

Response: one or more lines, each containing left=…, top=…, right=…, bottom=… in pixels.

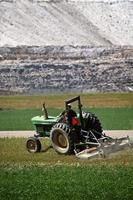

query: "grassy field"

left=0, top=93, right=133, bottom=200
left=0, top=107, right=133, bottom=130
left=0, top=165, right=133, bottom=200
left=0, top=93, right=133, bottom=130
left=0, top=138, right=133, bottom=200
left=0, top=93, right=133, bottom=109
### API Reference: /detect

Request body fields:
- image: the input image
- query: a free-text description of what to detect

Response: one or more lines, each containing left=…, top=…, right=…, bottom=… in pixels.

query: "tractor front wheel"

left=50, top=123, right=74, bottom=155
left=26, top=137, right=41, bottom=153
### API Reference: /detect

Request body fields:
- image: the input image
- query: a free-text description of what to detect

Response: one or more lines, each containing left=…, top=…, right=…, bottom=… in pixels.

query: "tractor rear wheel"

left=82, top=112, right=103, bottom=138
left=26, top=137, right=41, bottom=153
left=50, top=123, right=74, bottom=155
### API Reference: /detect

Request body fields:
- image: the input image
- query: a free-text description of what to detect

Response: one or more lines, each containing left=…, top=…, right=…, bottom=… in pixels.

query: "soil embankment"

left=0, top=46, right=133, bottom=93
left=0, top=0, right=133, bottom=94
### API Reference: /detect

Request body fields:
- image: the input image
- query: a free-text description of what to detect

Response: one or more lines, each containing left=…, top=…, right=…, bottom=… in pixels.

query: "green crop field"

left=0, top=93, right=133, bottom=200
left=0, top=165, right=133, bottom=200
left=0, top=107, right=133, bottom=130
left=0, top=93, right=133, bottom=130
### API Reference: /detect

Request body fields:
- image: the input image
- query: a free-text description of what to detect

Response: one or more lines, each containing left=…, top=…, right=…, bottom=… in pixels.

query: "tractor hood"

left=31, top=115, right=58, bottom=125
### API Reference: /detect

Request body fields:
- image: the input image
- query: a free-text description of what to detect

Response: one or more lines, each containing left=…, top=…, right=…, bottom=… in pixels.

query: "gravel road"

left=0, top=130, right=133, bottom=138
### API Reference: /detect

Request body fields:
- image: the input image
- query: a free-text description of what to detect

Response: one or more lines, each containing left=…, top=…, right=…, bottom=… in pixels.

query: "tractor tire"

left=82, top=112, right=103, bottom=138
left=26, top=137, right=41, bottom=153
left=50, top=123, right=74, bottom=155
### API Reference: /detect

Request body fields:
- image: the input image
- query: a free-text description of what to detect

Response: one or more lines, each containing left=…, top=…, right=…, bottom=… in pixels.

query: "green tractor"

left=26, top=96, right=132, bottom=159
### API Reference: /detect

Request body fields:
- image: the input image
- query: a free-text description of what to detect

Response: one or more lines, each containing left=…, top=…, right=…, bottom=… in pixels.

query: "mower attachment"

left=75, top=133, right=133, bottom=159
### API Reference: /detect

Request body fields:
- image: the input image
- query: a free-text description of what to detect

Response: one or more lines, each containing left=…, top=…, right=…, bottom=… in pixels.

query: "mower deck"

left=75, top=135, right=133, bottom=159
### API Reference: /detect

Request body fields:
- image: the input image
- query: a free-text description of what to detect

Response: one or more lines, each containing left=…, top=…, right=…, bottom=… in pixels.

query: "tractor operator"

left=58, top=104, right=78, bottom=127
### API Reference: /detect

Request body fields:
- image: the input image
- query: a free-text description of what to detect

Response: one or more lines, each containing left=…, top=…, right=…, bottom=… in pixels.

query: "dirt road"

left=0, top=130, right=133, bottom=138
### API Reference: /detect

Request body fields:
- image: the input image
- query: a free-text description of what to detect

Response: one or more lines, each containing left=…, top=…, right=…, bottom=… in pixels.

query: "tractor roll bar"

left=65, top=96, right=82, bottom=109
left=65, top=96, right=83, bottom=127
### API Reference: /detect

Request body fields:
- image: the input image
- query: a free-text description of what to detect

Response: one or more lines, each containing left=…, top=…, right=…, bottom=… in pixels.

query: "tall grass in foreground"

left=0, top=108, right=133, bottom=130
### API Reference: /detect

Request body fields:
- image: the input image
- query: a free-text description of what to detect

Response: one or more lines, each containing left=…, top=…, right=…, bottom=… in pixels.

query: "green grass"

left=1, top=138, right=133, bottom=166
left=0, top=107, right=133, bottom=130
left=86, top=107, right=133, bottom=130
left=0, top=138, right=133, bottom=200
left=0, top=165, right=133, bottom=200
left=0, top=108, right=60, bottom=130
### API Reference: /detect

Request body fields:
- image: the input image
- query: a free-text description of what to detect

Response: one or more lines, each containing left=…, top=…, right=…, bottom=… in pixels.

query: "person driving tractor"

left=59, top=103, right=78, bottom=127
left=42, top=101, right=78, bottom=127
